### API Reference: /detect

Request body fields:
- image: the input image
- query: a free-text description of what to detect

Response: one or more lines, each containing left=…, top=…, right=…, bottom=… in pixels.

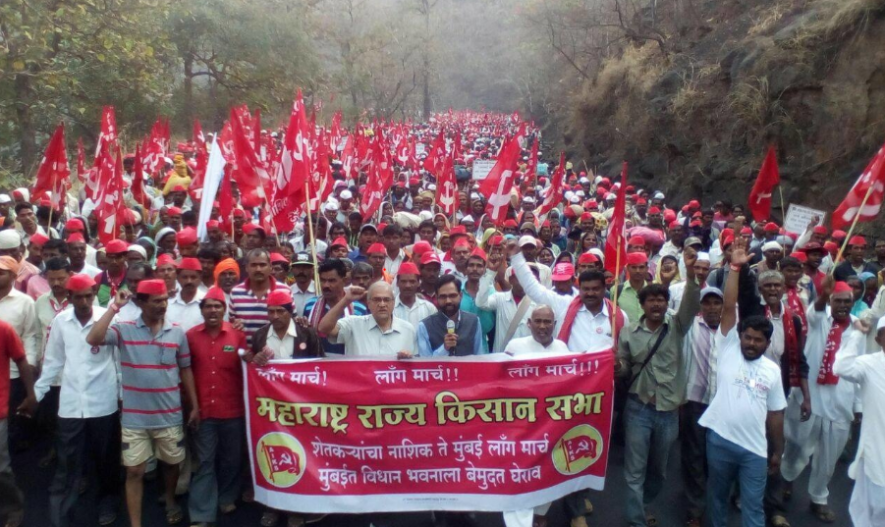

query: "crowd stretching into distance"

left=0, top=108, right=884, bottom=527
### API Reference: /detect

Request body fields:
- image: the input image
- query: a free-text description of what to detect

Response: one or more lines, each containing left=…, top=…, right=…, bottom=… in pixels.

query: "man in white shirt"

left=505, top=306, right=569, bottom=356
left=165, top=257, right=207, bottom=332
left=834, top=315, right=885, bottom=527
left=477, top=259, right=538, bottom=354
left=33, top=274, right=121, bottom=527
left=319, top=282, right=416, bottom=358
left=392, top=263, right=437, bottom=328
left=781, top=277, right=860, bottom=523
left=700, top=240, right=786, bottom=527
left=289, top=252, right=316, bottom=317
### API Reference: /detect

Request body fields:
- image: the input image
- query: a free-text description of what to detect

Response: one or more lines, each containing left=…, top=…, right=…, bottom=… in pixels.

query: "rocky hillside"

left=566, top=0, right=885, bottom=222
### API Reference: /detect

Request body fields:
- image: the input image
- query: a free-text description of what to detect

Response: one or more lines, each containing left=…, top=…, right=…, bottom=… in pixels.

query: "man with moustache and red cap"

left=94, top=239, right=129, bottom=307
left=32, top=274, right=121, bottom=527
left=86, top=280, right=199, bottom=527
left=166, top=257, right=206, bottom=332
left=185, top=287, right=249, bottom=526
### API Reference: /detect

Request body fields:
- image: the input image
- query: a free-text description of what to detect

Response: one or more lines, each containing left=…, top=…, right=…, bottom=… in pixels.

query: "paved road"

left=12, top=434, right=854, bottom=527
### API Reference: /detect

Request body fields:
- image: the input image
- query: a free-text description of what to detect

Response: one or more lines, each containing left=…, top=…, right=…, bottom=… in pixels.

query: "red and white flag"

left=32, top=123, right=70, bottom=207
left=747, top=146, right=780, bottom=222
left=604, top=162, right=629, bottom=276
left=536, top=152, right=566, bottom=217
left=230, top=108, right=270, bottom=211
left=524, top=137, right=539, bottom=186
left=832, top=141, right=885, bottom=229
left=480, top=135, right=521, bottom=225
left=280, top=90, right=314, bottom=208
left=131, top=144, right=148, bottom=208
left=93, top=106, right=118, bottom=163
left=193, top=119, right=205, bottom=147
left=436, top=153, right=459, bottom=216
left=95, top=148, right=126, bottom=245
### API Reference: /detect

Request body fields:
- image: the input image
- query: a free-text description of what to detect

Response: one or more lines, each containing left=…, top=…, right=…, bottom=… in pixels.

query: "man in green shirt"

left=615, top=249, right=701, bottom=527
left=615, top=251, right=650, bottom=322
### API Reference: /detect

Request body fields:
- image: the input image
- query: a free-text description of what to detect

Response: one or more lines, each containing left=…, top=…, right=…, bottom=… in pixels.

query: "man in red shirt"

left=185, top=287, right=248, bottom=526
left=1, top=319, right=37, bottom=527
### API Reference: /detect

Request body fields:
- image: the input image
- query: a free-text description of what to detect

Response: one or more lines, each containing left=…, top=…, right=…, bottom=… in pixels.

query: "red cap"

left=552, top=262, right=575, bottom=281
left=172, top=185, right=187, bottom=193
left=176, top=228, right=198, bottom=246
left=824, top=241, right=839, bottom=253
left=636, top=198, right=647, bottom=206
left=541, top=220, right=551, bottom=228
left=377, top=223, right=388, bottom=233
left=232, top=209, right=246, bottom=218
left=450, top=226, right=468, bottom=237
left=740, top=226, right=753, bottom=235
left=647, top=206, right=661, bottom=214
left=469, top=247, right=487, bottom=262
left=412, top=241, right=433, bottom=257
left=663, top=210, right=676, bottom=223
left=137, top=279, right=168, bottom=296
left=626, top=252, right=648, bottom=265
left=580, top=212, right=593, bottom=221
left=488, top=235, right=504, bottom=246
left=64, top=218, right=85, bottom=232
left=420, top=252, right=442, bottom=266
left=668, top=220, right=681, bottom=230
left=29, top=233, right=49, bottom=247
left=66, top=233, right=85, bottom=244
left=833, top=281, right=853, bottom=295
left=65, top=274, right=95, bottom=292
left=203, top=286, right=226, bottom=303
left=503, top=220, right=518, bottom=228
left=367, top=243, right=387, bottom=255
left=801, top=242, right=825, bottom=253
left=266, top=289, right=293, bottom=306
left=156, top=254, right=176, bottom=268
left=764, top=223, right=779, bottom=233
left=812, top=225, right=828, bottom=235
left=690, top=220, right=702, bottom=228
left=625, top=185, right=635, bottom=193
left=270, top=253, right=289, bottom=265
left=105, top=239, right=129, bottom=254
left=453, top=237, right=471, bottom=249
left=832, top=229, right=847, bottom=240
left=688, top=200, right=700, bottom=208
left=849, top=235, right=866, bottom=247
left=397, top=262, right=420, bottom=276
left=578, top=252, right=600, bottom=264
left=790, top=251, right=808, bottom=262
left=331, top=237, right=348, bottom=248
left=167, top=206, right=183, bottom=216
left=721, top=235, right=735, bottom=248
left=628, top=235, right=646, bottom=246
left=206, top=220, right=220, bottom=229
left=178, top=257, right=202, bottom=272
left=243, top=223, right=266, bottom=237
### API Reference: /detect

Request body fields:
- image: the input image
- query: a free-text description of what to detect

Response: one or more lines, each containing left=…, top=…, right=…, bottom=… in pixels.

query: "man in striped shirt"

left=228, top=249, right=291, bottom=345
left=86, top=279, right=199, bottom=527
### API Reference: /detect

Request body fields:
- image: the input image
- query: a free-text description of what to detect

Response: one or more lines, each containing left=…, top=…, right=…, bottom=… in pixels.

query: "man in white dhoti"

left=833, top=315, right=885, bottom=527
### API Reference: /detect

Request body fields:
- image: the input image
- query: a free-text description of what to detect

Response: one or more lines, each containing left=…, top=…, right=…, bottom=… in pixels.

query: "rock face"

left=567, top=0, right=885, bottom=223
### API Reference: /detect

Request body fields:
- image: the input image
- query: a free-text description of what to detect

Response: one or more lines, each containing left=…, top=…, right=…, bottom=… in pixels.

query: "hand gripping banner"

left=245, top=351, right=614, bottom=513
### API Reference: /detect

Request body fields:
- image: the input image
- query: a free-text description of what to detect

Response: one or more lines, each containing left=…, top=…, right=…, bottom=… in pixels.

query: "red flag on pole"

left=604, top=162, right=629, bottom=276
left=229, top=108, right=269, bottom=210
left=93, top=106, right=118, bottom=163
left=96, top=148, right=126, bottom=245
left=193, top=119, right=205, bottom=147
left=747, top=146, right=780, bottom=222
left=131, top=144, right=148, bottom=208
left=480, top=135, right=521, bottom=225
left=32, top=123, right=70, bottom=206
left=832, top=141, right=885, bottom=230
left=436, top=153, right=459, bottom=216
left=536, top=152, right=566, bottom=217
left=525, top=137, right=539, bottom=186
left=423, top=131, right=446, bottom=174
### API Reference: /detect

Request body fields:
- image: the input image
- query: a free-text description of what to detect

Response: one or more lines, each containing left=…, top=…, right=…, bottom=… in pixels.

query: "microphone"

left=446, top=319, right=456, bottom=334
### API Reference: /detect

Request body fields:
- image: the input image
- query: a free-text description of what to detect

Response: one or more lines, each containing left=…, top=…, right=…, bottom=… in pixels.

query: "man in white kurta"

left=833, top=315, right=885, bottom=527
left=781, top=281, right=860, bottom=522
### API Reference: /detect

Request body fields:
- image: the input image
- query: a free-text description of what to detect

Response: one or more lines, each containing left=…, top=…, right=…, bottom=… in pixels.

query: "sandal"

left=769, top=514, right=791, bottom=527
left=810, top=503, right=836, bottom=523
left=165, top=504, right=184, bottom=525
left=261, top=511, right=280, bottom=527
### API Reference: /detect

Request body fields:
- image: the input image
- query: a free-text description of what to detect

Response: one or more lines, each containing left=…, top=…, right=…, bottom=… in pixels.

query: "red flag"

left=423, top=131, right=446, bottom=174
left=604, top=162, right=629, bottom=276
left=360, top=134, right=393, bottom=219
left=253, top=108, right=262, bottom=156
left=436, top=153, right=459, bottom=216
left=93, top=106, right=117, bottom=163
left=32, top=123, right=70, bottom=207
left=262, top=444, right=301, bottom=482
left=193, top=119, right=205, bottom=147
left=278, top=90, right=313, bottom=212
left=480, top=135, right=522, bottom=225
left=218, top=166, right=234, bottom=226
left=230, top=108, right=269, bottom=210
left=525, top=137, right=539, bottom=186
left=76, top=139, right=86, bottom=184
left=832, top=141, right=885, bottom=230
left=747, top=146, right=780, bottom=222
left=536, top=152, right=566, bottom=217
left=561, top=436, right=598, bottom=472
left=96, top=148, right=126, bottom=245
left=131, top=144, right=148, bottom=208
left=190, top=143, right=207, bottom=191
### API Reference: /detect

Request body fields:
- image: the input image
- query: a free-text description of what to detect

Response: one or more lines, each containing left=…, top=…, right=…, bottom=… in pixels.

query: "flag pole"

left=47, top=173, right=56, bottom=238
left=303, top=179, right=321, bottom=290
left=778, top=184, right=786, bottom=224
left=610, top=234, right=622, bottom=341
left=832, top=182, right=877, bottom=269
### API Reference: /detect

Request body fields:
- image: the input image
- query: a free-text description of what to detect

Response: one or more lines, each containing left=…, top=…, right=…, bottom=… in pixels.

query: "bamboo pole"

left=832, top=182, right=876, bottom=269
left=304, top=179, right=322, bottom=289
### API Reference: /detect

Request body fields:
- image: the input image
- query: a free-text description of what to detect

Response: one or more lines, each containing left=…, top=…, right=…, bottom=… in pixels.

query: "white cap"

left=461, top=215, right=475, bottom=223
left=518, top=235, right=537, bottom=248
left=576, top=190, right=585, bottom=198
left=522, top=196, right=535, bottom=204
left=579, top=177, right=590, bottom=184
left=697, top=252, right=711, bottom=263
left=324, top=202, right=339, bottom=212
left=653, top=191, right=665, bottom=200
left=0, top=230, right=22, bottom=250
left=470, top=192, right=481, bottom=201
left=127, top=245, right=147, bottom=258
left=0, top=194, right=10, bottom=204
left=428, top=184, right=437, bottom=191
left=569, top=195, right=580, bottom=204
left=762, top=241, right=783, bottom=252
left=340, top=190, right=353, bottom=200
left=877, top=315, right=885, bottom=332
left=418, top=210, right=433, bottom=221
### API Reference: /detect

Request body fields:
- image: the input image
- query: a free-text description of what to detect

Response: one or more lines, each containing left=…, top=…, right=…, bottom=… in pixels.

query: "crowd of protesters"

left=0, top=112, right=884, bottom=527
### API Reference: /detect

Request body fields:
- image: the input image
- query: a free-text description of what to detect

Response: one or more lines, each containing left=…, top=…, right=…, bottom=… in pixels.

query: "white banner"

left=197, top=136, right=227, bottom=241
left=472, top=160, right=496, bottom=180
left=784, top=204, right=826, bottom=235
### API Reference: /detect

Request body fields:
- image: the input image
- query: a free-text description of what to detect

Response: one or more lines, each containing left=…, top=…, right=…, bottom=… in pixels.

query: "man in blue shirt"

left=417, top=275, right=483, bottom=356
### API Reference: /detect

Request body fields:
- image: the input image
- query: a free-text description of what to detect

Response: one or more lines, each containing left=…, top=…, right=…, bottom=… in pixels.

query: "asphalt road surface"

left=12, top=433, right=854, bottom=527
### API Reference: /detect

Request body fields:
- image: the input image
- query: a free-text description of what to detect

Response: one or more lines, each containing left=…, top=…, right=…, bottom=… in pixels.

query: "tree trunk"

left=183, top=52, right=194, bottom=126
left=15, top=72, right=37, bottom=175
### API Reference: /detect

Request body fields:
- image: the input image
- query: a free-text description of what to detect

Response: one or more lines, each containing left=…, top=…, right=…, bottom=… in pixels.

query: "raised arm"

left=675, top=248, right=702, bottom=334
left=318, top=286, right=364, bottom=338
left=833, top=331, right=867, bottom=384
left=87, top=289, right=129, bottom=346
left=511, top=252, right=565, bottom=314
left=721, top=236, right=750, bottom=336
left=476, top=270, right=500, bottom=311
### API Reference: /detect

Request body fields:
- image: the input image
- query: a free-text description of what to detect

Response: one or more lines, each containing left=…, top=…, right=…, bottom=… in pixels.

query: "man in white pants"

left=833, top=315, right=885, bottom=527
left=780, top=277, right=861, bottom=523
